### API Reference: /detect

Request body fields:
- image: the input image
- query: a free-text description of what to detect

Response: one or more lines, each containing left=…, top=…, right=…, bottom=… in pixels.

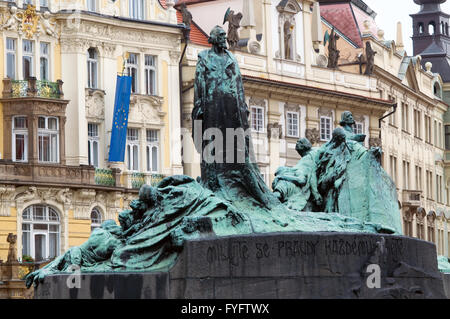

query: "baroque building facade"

left=0, top=0, right=183, bottom=262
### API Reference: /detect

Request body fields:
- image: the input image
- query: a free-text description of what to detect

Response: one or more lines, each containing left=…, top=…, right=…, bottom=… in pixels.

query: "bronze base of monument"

left=34, top=232, right=447, bottom=299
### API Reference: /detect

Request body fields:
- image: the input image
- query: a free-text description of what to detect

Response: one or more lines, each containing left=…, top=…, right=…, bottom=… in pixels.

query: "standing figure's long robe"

left=192, top=49, right=279, bottom=209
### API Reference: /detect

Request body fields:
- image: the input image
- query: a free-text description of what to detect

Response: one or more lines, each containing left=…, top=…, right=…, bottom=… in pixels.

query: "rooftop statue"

left=25, top=27, right=402, bottom=288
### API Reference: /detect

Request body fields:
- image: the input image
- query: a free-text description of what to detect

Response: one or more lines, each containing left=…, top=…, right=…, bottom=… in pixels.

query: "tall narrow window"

left=126, top=53, right=138, bottom=94
left=403, top=161, right=410, bottom=190
left=23, top=40, right=34, bottom=79
left=445, top=125, right=450, bottom=150
left=38, top=116, right=59, bottom=163
left=415, top=166, right=422, bottom=191
left=40, top=0, right=48, bottom=7
left=320, top=116, right=332, bottom=141
left=86, top=0, right=96, bottom=11
left=126, top=128, right=139, bottom=171
left=251, top=106, right=264, bottom=132
left=145, top=55, right=157, bottom=95
left=12, top=116, right=28, bottom=162
left=6, top=38, right=16, bottom=79
left=146, top=129, right=159, bottom=173
left=88, top=123, right=99, bottom=168
left=87, top=48, right=98, bottom=89
left=286, top=112, right=299, bottom=137
left=129, top=0, right=145, bottom=20
left=40, top=42, right=49, bottom=81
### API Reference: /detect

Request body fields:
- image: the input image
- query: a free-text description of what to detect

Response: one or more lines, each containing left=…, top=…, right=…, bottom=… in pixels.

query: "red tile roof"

left=176, top=10, right=210, bottom=47
left=320, top=3, right=363, bottom=47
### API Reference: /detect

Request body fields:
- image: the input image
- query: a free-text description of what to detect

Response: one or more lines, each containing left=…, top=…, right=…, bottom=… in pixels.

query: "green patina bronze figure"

left=25, top=26, right=404, bottom=288
left=192, top=25, right=279, bottom=210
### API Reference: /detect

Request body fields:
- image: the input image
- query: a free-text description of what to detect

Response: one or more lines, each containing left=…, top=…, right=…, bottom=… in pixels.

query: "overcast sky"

left=364, top=0, right=450, bottom=54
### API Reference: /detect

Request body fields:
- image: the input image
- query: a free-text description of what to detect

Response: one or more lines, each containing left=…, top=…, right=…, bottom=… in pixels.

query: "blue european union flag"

left=108, top=75, right=132, bottom=162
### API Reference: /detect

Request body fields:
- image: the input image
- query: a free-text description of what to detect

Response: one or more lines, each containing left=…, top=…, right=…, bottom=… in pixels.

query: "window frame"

left=126, top=128, right=140, bottom=171
left=12, top=116, right=28, bottom=163
left=88, top=123, right=99, bottom=168
left=22, top=39, right=34, bottom=80
left=250, top=106, right=265, bottom=133
left=146, top=129, right=159, bottom=173
left=6, top=37, right=16, bottom=80
left=22, top=205, right=60, bottom=262
left=320, top=116, right=332, bottom=141
left=129, top=0, right=145, bottom=20
left=40, top=42, right=50, bottom=81
left=126, top=53, right=139, bottom=94
left=144, top=55, right=157, bottom=96
left=286, top=111, right=299, bottom=138
left=87, top=48, right=98, bottom=89
left=37, top=116, right=59, bottom=164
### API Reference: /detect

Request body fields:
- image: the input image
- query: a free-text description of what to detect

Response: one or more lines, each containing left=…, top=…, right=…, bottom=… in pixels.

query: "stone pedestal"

left=35, top=233, right=446, bottom=299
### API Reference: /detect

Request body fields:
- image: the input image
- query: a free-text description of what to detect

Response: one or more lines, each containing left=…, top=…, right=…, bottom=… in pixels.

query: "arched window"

left=91, top=207, right=102, bottom=232
left=22, top=205, right=60, bottom=262
left=434, top=82, right=442, bottom=99
left=418, top=23, right=424, bottom=34
left=428, top=21, right=436, bottom=35
left=87, top=48, right=98, bottom=89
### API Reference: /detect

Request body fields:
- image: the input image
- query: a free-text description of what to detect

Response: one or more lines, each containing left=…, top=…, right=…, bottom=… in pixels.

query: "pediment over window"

left=277, top=0, right=301, bottom=14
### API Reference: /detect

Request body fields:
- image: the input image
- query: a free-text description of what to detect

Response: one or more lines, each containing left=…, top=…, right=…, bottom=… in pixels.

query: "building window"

left=426, top=170, right=433, bottom=199
left=251, top=106, right=264, bottom=132
left=445, top=125, right=450, bottom=150
left=40, top=0, right=48, bottom=7
left=439, top=122, right=443, bottom=148
left=389, top=155, right=397, bottom=184
left=425, top=115, right=432, bottom=143
left=38, top=116, right=59, bottom=163
left=23, top=0, right=32, bottom=6
left=22, top=40, right=34, bottom=79
left=418, top=23, right=424, bottom=34
left=129, top=0, right=145, bottom=20
left=402, top=103, right=409, bottom=132
left=86, top=0, right=96, bottom=12
left=145, top=55, right=157, bottom=95
left=146, top=129, right=159, bottom=173
left=88, top=123, right=99, bottom=168
left=6, top=38, right=16, bottom=79
left=126, top=128, right=139, bottom=171
left=91, top=208, right=102, bottom=232
left=126, top=53, right=139, bottom=94
left=12, top=116, right=28, bottom=162
left=352, top=122, right=364, bottom=135
left=87, top=48, right=98, bottom=89
left=40, top=42, right=49, bottom=81
left=415, top=165, right=422, bottom=190
left=22, top=205, right=60, bottom=262
left=413, top=109, right=421, bottom=138
left=403, top=160, right=410, bottom=190
left=286, top=112, right=299, bottom=137
left=320, top=116, right=332, bottom=141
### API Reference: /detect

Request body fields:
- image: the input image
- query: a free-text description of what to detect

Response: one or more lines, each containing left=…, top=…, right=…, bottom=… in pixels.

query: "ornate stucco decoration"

left=318, top=107, right=333, bottom=118
left=85, top=89, right=105, bottom=120
left=129, top=95, right=166, bottom=125
left=267, top=122, right=283, bottom=140
left=305, top=128, right=320, bottom=145
left=14, top=186, right=73, bottom=212
left=0, top=185, right=16, bottom=217
left=249, top=97, right=266, bottom=107
left=1, top=5, right=57, bottom=39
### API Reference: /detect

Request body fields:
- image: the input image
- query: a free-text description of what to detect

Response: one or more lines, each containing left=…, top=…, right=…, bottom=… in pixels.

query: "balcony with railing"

left=2, top=77, right=64, bottom=99
left=124, top=172, right=166, bottom=189
left=402, top=190, right=423, bottom=208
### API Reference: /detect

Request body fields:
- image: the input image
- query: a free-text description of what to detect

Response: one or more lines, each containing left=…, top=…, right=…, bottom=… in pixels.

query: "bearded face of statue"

left=209, top=26, right=228, bottom=50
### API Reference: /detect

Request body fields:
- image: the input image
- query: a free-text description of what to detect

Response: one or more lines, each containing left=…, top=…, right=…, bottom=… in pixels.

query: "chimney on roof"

left=396, top=22, right=405, bottom=51
left=312, top=2, right=323, bottom=52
